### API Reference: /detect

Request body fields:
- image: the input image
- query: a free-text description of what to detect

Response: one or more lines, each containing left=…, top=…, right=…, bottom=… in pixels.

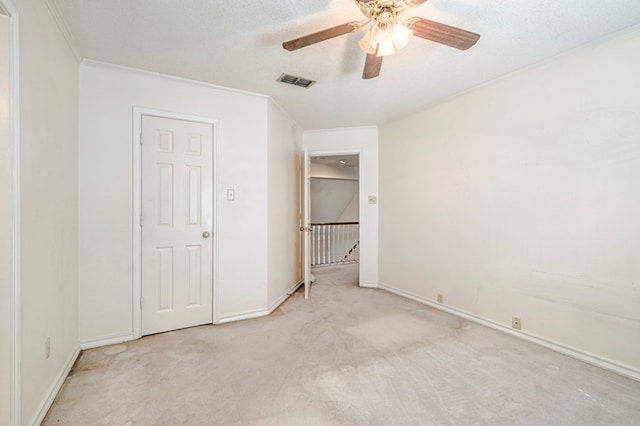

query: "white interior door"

left=303, top=146, right=311, bottom=299
left=141, top=115, right=213, bottom=335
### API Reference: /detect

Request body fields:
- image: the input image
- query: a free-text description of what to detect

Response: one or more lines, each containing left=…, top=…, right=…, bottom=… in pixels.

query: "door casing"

left=132, top=107, right=219, bottom=339
left=1, top=1, right=20, bottom=424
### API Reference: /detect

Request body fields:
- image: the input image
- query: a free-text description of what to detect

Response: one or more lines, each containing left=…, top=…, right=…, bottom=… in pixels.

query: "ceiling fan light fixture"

left=358, top=28, right=378, bottom=55
left=392, top=22, right=414, bottom=51
left=374, top=19, right=394, bottom=42
left=358, top=20, right=414, bottom=57
left=375, top=38, right=397, bottom=56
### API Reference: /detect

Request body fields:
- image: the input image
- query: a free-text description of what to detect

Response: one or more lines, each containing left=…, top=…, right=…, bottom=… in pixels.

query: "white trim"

left=360, top=281, right=379, bottom=289
left=376, top=282, right=640, bottom=382
left=306, top=148, right=364, bottom=288
left=29, top=348, right=80, bottom=426
left=133, top=107, right=219, bottom=338
left=84, top=59, right=269, bottom=100
left=42, top=0, right=82, bottom=62
left=211, top=121, right=221, bottom=325
left=267, top=97, right=302, bottom=132
left=218, top=280, right=304, bottom=324
left=303, top=125, right=378, bottom=134
left=268, top=280, right=304, bottom=313
left=2, top=1, right=21, bottom=424
left=132, top=109, right=142, bottom=339
left=218, top=309, right=270, bottom=324
left=79, top=334, right=136, bottom=351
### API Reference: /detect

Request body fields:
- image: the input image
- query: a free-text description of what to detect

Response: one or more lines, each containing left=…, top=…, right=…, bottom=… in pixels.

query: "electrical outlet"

left=512, top=317, right=522, bottom=330
left=45, top=337, right=51, bottom=359
left=437, top=293, right=443, bottom=304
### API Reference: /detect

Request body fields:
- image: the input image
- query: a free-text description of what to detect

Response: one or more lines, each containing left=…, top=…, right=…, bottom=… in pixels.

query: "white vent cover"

left=277, top=73, right=316, bottom=88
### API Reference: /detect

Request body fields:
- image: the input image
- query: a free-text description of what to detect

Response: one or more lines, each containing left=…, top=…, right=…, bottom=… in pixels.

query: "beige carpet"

left=44, top=264, right=640, bottom=425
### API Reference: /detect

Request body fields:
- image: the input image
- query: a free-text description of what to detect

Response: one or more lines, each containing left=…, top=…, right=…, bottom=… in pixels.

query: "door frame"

left=132, top=107, right=219, bottom=339
left=1, top=0, right=20, bottom=424
left=306, top=148, right=363, bottom=288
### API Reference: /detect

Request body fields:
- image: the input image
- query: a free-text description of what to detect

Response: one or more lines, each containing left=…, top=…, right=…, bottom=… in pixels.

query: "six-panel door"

left=141, top=115, right=214, bottom=335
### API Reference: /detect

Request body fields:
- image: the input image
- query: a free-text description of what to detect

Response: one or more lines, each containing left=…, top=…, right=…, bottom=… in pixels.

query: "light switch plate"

left=368, top=195, right=377, bottom=205
left=227, top=189, right=235, bottom=201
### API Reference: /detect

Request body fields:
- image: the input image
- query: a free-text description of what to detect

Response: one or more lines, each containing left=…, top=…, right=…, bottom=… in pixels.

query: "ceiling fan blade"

left=362, top=54, right=383, bottom=79
left=410, top=17, right=480, bottom=50
left=283, top=23, right=360, bottom=51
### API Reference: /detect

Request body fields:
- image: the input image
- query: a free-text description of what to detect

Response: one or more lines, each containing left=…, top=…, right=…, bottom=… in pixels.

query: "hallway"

left=44, top=264, right=640, bottom=425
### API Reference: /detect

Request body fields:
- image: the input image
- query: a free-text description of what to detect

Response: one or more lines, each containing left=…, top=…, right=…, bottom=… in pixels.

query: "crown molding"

left=43, top=0, right=82, bottom=62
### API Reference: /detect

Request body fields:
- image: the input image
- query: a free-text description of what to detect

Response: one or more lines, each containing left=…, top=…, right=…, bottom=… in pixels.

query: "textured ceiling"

left=51, top=0, right=640, bottom=129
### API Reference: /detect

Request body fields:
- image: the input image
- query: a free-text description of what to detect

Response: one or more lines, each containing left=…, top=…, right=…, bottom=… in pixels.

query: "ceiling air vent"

left=277, top=73, right=316, bottom=88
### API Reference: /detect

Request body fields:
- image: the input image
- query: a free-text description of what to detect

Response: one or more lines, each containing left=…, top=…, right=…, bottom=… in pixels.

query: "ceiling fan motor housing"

left=357, top=0, right=408, bottom=21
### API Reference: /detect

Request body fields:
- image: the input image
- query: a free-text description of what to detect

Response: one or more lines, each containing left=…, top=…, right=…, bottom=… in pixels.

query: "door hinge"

left=140, top=297, right=143, bottom=309
left=140, top=215, right=143, bottom=227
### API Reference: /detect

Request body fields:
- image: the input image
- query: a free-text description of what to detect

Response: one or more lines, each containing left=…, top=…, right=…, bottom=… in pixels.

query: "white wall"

left=310, top=162, right=360, bottom=223
left=379, top=27, right=640, bottom=372
left=266, top=100, right=302, bottom=307
left=310, top=178, right=359, bottom=223
left=16, top=0, right=80, bottom=422
left=338, top=192, right=359, bottom=223
left=310, top=163, right=359, bottom=180
left=0, top=11, right=11, bottom=425
left=304, top=127, right=379, bottom=287
left=78, top=61, right=275, bottom=342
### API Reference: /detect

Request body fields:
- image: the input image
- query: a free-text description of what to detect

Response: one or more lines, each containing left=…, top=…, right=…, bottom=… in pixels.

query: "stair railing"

left=310, top=222, right=360, bottom=266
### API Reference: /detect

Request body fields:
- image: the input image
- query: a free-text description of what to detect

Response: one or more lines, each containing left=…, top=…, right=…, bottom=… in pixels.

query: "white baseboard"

left=218, top=280, right=304, bottom=324
left=82, top=281, right=304, bottom=342
left=268, top=280, right=304, bottom=314
left=376, top=282, right=640, bottom=382
left=30, top=347, right=80, bottom=426
left=218, top=309, right=269, bottom=324
left=79, top=334, right=136, bottom=350
left=360, top=281, right=379, bottom=289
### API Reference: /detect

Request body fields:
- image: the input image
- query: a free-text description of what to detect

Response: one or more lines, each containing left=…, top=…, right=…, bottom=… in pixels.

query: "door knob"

left=202, top=231, right=210, bottom=238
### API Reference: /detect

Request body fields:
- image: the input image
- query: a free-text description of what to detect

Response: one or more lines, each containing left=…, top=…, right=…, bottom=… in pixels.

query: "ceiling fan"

left=282, top=0, right=480, bottom=79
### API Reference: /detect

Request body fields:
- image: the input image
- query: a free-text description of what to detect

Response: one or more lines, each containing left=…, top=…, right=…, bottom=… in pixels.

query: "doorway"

left=309, top=154, right=360, bottom=288
left=135, top=112, right=217, bottom=336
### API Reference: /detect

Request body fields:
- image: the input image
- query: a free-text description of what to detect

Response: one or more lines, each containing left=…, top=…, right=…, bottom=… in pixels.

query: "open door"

left=302, top=145, right=311, bottom=299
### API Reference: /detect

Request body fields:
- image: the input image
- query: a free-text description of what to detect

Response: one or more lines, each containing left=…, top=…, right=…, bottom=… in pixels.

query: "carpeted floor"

left=44, top=264, right=640, bottom=425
